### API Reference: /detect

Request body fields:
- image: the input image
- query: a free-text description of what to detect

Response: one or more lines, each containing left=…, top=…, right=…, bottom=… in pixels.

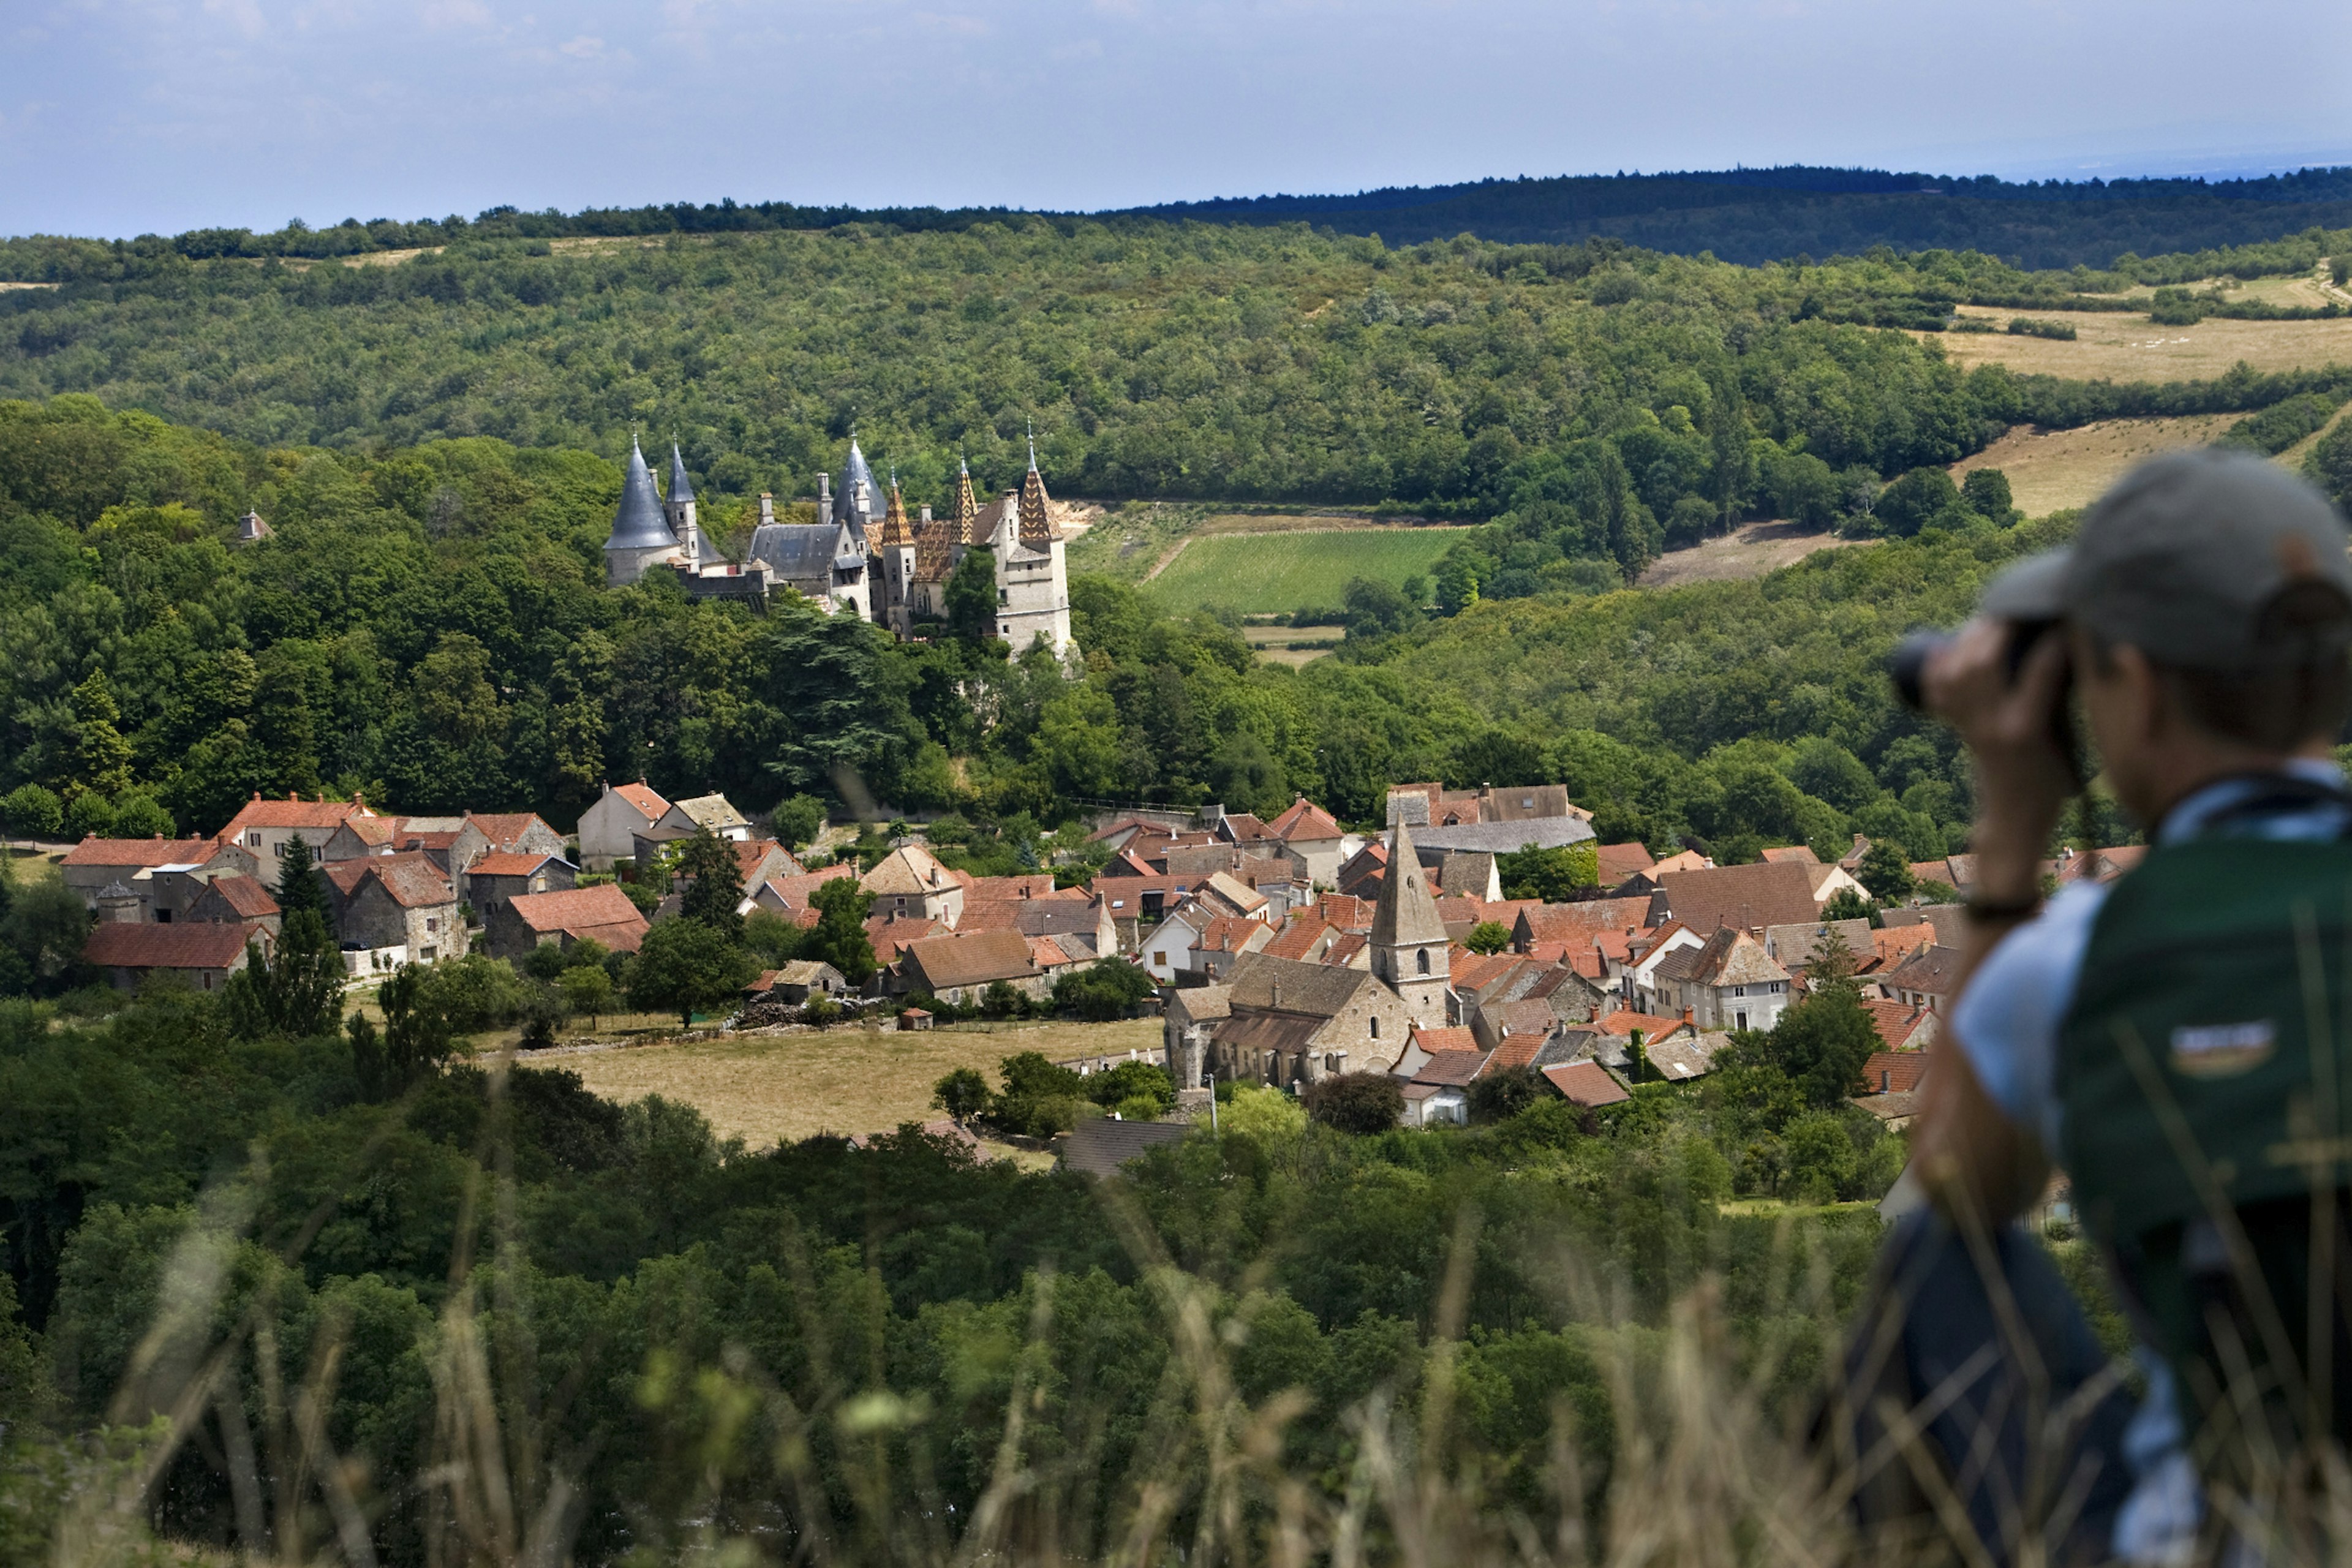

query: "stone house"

left=85, top=921, right=268, bottom=993
left=1648, top=927, right=1792, bottom=1033
left=1201, top=952, right=1417, bottom=1091
left=216, top=793, right=380, bottom=869
left=745, top=961, right=850, bottom=1003
left=1193, top=914, right=1275, bottom=981
left=466, top=852, right=576, bottom=929
left=630, top=793, right=753, bottom=871
left=1163, top=984, right=1232, bottom=1091
left=578, top=780, right=671, bottom=871
left=1657, top=859, right=1868, bottom=935
left=449, top=813, right=568, bottom=895
left=894, top=929, right=1046, bottom=1005
left=59, top=836, right=257, bottom=918
left=957, top=894, right=1117, bottom=961
left=1267, top=797, right=1348, bottom=889
left=185, top=875, right=282, bottom=938
left=861, top=845, right=966, bottom=925
left=483, top=883, right=649, bottom=960
left=1398, top=1049, right=1489, bottom=1127
left=323, top=853, right=466, bottom=965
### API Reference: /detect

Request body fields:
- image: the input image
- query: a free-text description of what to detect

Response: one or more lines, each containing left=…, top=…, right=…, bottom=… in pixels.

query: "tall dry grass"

left=17, top=1043, right=2352, bottom=1568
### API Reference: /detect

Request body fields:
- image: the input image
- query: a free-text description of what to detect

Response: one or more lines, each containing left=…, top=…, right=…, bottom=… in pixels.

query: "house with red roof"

left=325, top=852, right=466, bottom=965
left=577, top=780, right=671, bottom=870
left=1267, top=796, right=1349, bottom=888
left=485, top=882, right=650, bottom=960
left=449, top=812, right=568, bottom=891
left=59, top=836, right=257, bottom=917
left=466, top=851, right=577, bottom=927
left=185, top=875, right=282, bottom=937
left=747, top=864, right=858, bottom=925
left=85, top=921, right=269, bottom=993
left=1540, top=1061, right=1631, bottom=1109
left=1399, top=1049, right=1491, bottom=1126
left=216, top=792, right=380, bottom=868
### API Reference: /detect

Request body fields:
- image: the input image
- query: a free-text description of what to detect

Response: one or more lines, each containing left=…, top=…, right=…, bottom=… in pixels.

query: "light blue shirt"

left=1948, top=758, right=2351, bottom=1562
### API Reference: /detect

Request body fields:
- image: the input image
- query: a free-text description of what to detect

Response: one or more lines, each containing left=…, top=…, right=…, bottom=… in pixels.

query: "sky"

left=6, top=0, right=2351, bottom=239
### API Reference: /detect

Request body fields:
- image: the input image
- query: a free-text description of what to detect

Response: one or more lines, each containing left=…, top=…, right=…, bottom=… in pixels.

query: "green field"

left=1143, top=527, right=1468, bottom=615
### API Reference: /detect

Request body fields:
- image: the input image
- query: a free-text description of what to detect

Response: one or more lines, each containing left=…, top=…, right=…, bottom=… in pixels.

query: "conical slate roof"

left=838, top=439, right=882, bottom=519
left=666, top=443, right=695, bottom=503
left=606, top=439, right=679, bottom=552
left=1371, top=820, right=1449, bottom=949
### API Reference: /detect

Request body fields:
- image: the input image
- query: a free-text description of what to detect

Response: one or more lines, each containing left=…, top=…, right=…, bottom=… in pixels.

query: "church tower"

left=664, top=443, right=700, bottom=565
left=1369, top=820, right=1451, bottom=1027
left=603, top=437, right=681, bottom=587
left=878, top=475, right=917, bottom=636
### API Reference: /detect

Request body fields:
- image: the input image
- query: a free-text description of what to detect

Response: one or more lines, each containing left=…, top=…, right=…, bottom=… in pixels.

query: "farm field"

left=1637, top=520, right=1864, bottom=587
left=1949, top=412, right=2242, bottom=516
left=1144, top=526, right=1468, bottom=615
left=1243, top=624, right=1344, bottom=667
left=1923, top=304, right=2352, bottom=379
left=551, top=1016, right=1164, bottom=1149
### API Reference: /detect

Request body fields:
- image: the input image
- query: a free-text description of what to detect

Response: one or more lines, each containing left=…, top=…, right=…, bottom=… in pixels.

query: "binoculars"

left=1888, top=619, right=2085, bottom=786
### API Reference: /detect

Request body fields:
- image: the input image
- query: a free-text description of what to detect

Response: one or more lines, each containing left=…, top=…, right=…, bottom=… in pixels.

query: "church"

left=603, top=434, right=1076, bottom=660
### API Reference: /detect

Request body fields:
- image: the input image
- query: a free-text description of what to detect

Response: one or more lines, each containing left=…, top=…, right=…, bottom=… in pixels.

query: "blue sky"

left=7, top=0, right=2350, bottom=239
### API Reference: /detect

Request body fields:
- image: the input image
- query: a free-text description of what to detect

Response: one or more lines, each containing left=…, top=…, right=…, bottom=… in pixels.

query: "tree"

left=627, top=917, right=758, bottom=1029
left=1784, top=1110, right=1861, bottom=1204
left=274, top=833, right=328, bottom=921
left=944, top=549, right=999, bottom=644
left=674, top=827, right=745, bottom=937
left=770, top=794, right=826, bottom=850
left=805, top=876, right=876, bottom=986
left=222, top=908, right=345, bottom=1040
left=933, top=1066, right=990, bottom=1123
left=0, top=785, right=63, bottom=842
left=1761, top=984, right=1880, bottom=1108
left=992, top=1050, right=1088, bottom=1137
left=1303, top=1072, right=1403, bottom=1135
left=744, top=908, right=808, bottom=966
left=1466, top=1065, right=1542, bottom=1123
left=1497, top=842, right=1599, bottom=900
left=1463, top=921, right=1512, bottom=956
left=358, top=962, right=463, bottom=1096
left=1052, top=958, right=1157, bottom=1021
left=1819, top=887, right=1879, bottom=927
left=1872, top=467, right=1970, bottom=537
left=110, top=792, right=175, bottom=839
left=1856, top=840, right=1916, bottom=902
left=1960, top=467, right=2017, bottom=525
left=980, top=979, right=1028, bottom=1019
left=70, top=673, right=134, bottom=798
left=559, top=963, right=614, bottom=1029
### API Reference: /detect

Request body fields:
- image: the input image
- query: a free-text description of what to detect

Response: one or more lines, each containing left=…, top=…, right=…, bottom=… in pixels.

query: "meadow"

left=1927, top=301, right=2352, bottom=379
left=552, top=1016, right=1164, bottom=1147
left=1142, top=526, right=1469, bottom=615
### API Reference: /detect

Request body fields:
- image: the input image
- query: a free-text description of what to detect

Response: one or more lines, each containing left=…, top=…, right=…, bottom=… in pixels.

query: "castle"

left=603, top=435, right=1075, bottom=659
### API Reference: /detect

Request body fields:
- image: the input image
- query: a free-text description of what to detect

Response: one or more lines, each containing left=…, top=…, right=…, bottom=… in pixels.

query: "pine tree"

left=674, top=827, right=745, bottom=937
left=274, top=834, right=328, bottom=920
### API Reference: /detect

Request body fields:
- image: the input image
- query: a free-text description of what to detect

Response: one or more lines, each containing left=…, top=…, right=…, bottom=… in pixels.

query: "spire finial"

left=1027, top=421, right=1038, bottom=471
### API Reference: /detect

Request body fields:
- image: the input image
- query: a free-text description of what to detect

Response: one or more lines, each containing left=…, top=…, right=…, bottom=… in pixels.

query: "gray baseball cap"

left=1979, top=446, right=2352, bottom=669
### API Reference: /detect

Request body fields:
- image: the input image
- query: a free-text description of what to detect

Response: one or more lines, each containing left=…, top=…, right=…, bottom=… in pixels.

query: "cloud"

left=200, top=0, right=266, bottom=39
left=558, top=33, right=603, bottom=56
left=421, top=0, right=494, bottom=27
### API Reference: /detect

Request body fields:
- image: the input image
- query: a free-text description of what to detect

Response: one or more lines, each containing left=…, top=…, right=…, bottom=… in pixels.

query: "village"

left=47, top=756, right=2150, bottom=1164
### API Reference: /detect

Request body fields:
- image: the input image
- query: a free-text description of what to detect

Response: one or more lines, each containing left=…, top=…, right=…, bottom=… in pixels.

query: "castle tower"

left=878, top=475, right=918, bottom=636
left=1368, top=820, right=1451, bottom=1028
left=837, top=435, right=881, bottom=554
left=664, top=442, right=700, bottom=565
left=603, top=437, right=682, bottom=587
left=1017, top=432, right=1057, bottom=547
left=952, top=454, right=979, bottom=547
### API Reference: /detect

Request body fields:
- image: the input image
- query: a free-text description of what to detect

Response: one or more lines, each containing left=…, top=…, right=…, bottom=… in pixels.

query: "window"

left=1370, top=1016, right=1379, bottom=1039
left=274, top=840, right=288, bottom=858
left=1733, top=985, right=1745, bottom=997
left=426, top=917, right=438, bottom=932
left=1153, top=952, right=1166, bottom=967
left=248, top=831, right=262, bottom=848
left=1416, top=948, right=1430, bottom=974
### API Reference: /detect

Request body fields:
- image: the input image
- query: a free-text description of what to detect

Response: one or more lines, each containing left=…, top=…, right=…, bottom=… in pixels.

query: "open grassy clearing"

left=1949, top=412, right=2242, bottom=516
left=1243, top=623, right=1344, bottom=666
left=1924, top=304, right=2352, bottom=379
left=552, top=1016, right=1164, bottom=1149
left=1637, top=521, right=1864, bottom=587
left=1144, top=526, right=1467, bottom=615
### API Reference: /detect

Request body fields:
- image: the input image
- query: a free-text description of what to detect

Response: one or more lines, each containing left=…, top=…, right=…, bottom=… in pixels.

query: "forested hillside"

left=0, top=394, right=2141, bottom=881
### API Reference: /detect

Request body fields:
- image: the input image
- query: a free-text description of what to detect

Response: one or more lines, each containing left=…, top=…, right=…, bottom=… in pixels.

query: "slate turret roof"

left=666, top=443, right=696, bottom=503
left=1370, top=821, right=1449, bottom=950
left=607, top=438, right=679, bottom=552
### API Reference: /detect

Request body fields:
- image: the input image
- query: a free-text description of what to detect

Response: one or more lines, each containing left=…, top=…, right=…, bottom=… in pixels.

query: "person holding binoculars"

left=1839, top=448, right=2352, bottom=1563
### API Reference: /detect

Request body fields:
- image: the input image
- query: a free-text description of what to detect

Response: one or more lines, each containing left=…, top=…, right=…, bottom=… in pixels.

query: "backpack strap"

left=2148, top=769, right=2352, bottom=842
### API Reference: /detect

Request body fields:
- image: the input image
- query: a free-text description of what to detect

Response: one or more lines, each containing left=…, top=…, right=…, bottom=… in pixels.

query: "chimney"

left=759, top=492, right=775, bottom=524
left=919, top=505, right=932, bottom=522
left=817, top=473, right=832, bottom=512
left=1272, top=978, right=1283, bottom=1008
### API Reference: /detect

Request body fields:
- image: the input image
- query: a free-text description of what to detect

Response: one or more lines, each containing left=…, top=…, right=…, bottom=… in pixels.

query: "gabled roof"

left=862, top=844, right=955, bottom=897
left=1027, top=936, right=1079, bottom=968
left=1414, top=1049, right=1492, bottom=1087
left=905, top=929, right=1039, bottom=989
left=1683, top=929, right=1789, bottom=988
left=1863, top=999, right=1937, bottom=1051
left=1226, top=952, right=1373, bottom=1019
left=62, top=837, right=221, bottom=869
left=1268, top=797, right=1344, bottom=842
left=1760, top=919, right=1875, bottom=970
left=1062, top=1117, right=1189, bottom=1178
left=335, top=852, right=458, bottom=910
left=1644, top=1033, right=1729, bottom=1081
left=753, top=863, right=856, bottom=912
left=1408, top=1024, right=1479, bottom=1057
left=200, top=875, right=280, bottom=919
left=463, top=813, right=558, bottom=852
left=666, top=794, right=747, bottom=833
left=1411, top=816, right=1594, bottom=855
left=1317, top=894, right=1376, bottom=932
left=1657, top=861, right=1825, bottom=934
left=1759, top=845, right=1820, bottom=865
left=507, top=883, right=645, bottom=938
left=1861, top=1049, right=1934, bottom=1095
left=606, top=437, right=679, bottom=552
left=1197, top=915, right=1270, bottom=956
left=1514, top=899, right=1653, bottom=944
left=1594, top=1008, right=1688, bottom=1040
left=1370, top=822, right=1449, bottom=949
left=218, top=793, right=376, bottom=837
left=469, top=850, right=566, bottom=878
left=1541, top=1061, right=1630, bottom=1107
left=1594, top=842, right=1657, bottom=882
left=1882, top=945, right=1965, bottom=997
left=86, top=922, right=257, bottom=970
left=867, top=914, right=946, bottom=962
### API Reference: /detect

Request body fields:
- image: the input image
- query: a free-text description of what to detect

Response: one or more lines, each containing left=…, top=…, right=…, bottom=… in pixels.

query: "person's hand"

left=1921, top=619, right=2073, bottom=900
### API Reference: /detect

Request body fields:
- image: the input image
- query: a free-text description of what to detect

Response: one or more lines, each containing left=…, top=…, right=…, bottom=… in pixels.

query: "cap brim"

left=1978, top=549, right=2073, bottom=623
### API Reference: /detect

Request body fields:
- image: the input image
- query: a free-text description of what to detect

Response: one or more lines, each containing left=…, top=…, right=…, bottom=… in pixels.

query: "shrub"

left=2006, top=317, right=2076, bottom=339
left=932, top=1066, right=990, bottom=1122
left=0, top=785, right=64, bottom=841
left=1304, top=1072, right=1404, bottom=1135
left=1467, top=1066, right=1543, bottom=1124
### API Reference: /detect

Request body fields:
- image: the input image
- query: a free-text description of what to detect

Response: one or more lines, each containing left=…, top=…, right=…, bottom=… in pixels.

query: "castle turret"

left=952, top=454, right=979, bottom=546
left=878, top=477, right=918, bottom=636
left=665, top=442, right=700, bottom=564
left=1017, top=432, right=1058, bottom=546
left=604, top=437, right=681, bottom=587
left=1368, top=820, right=1450, bottom=1028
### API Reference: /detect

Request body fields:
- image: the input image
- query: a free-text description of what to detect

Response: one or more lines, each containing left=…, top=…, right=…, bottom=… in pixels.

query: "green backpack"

left=2059, top=813, right=2352, bottom=1408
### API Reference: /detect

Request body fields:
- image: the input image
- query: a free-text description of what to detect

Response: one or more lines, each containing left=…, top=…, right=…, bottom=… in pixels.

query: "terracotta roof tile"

left=506, top=883, right=647, bottom=944
left=1409, top=1025, right=1477, bottom=1056
left=1541, top=1061, right=1630, bottom=1107
left=218, top=795, right=375, bottom=836
left=1414, top=1049, right=1492, bottom=1087
left=464, top=813, right=556, bottom=851
left=61, top=837, right=222, bottom=869
left=469, top=851, right=564, bottom=878
left=1268, top=797, right=1344, bottom=842
left=86, top=922, right=257, bottom=969
left=1593, top=842, right=1656, bottom=882
left=1861, top=1049, right=1933, bottom=1095
left=904, top=929, right=1039, bottom=989
left=202, top=875, right=279, bottom=919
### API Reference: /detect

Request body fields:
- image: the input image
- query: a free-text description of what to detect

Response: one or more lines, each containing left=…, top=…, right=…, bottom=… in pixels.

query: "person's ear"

left=2110, top=641, right=2169, bottom=745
